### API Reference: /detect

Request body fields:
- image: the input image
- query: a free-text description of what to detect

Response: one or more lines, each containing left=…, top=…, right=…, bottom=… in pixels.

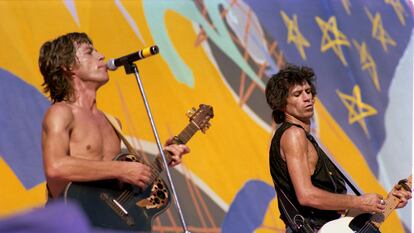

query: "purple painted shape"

left=0, top=69, right=50, bottom=189
left=0, top=200, right=135, bottom=233
left=221, top=180, right=276, bottom=233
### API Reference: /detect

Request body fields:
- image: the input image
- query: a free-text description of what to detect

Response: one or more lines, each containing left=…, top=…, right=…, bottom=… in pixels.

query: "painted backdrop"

left=0, top=1, right=412, bottom=233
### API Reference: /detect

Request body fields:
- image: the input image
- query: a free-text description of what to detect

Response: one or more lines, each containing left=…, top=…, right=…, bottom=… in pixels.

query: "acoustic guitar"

left=319, top=175, right=412, bottom=233
left=64, top=104, right=214, bottom=231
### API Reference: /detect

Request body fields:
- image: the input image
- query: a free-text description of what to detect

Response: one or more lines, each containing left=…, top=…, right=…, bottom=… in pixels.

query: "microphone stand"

left=122, top=62, right=191, bottom=233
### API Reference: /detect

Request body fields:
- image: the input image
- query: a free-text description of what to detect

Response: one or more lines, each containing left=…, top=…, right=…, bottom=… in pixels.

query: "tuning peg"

left=201, top=122, right=211, bottom=133
left=186, top=107, right=196, bottom=118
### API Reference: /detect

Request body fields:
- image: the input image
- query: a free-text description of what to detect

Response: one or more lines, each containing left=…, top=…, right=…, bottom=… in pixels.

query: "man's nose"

left=303, top=93, right=312, bottom=101
left=97, top=52, right=105, bottom=61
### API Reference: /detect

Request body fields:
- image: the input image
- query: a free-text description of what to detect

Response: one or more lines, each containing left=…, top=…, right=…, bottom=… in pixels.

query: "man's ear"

left=60, top=65, right=70, bottom=72
left=61, top=64, right=75, bottom=75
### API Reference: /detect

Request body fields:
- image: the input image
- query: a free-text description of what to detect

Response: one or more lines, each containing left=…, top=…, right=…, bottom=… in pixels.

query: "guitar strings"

left=118, top=190, right=134, bottom=204
left=359, top=221, right=377, bottom=233
left=112, top=121, right=202, bottom=207
left=144, top=122, right=199, bottom=185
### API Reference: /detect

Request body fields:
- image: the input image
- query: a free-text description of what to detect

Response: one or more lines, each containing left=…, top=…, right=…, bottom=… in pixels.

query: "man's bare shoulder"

left=42, top=102, right=74, bottom=130
left=280, top=124, right=308, bottom=154
left=282, top=125, right=306, bottom=141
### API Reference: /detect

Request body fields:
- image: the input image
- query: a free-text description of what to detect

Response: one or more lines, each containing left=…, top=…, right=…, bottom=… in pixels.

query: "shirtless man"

left=265, top=64, right=411, bottom=231
left=39, top=32, right=189, bottom=199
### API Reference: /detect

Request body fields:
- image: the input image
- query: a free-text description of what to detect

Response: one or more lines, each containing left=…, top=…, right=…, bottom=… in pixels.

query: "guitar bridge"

left=100, top=192, right=135, bottom=226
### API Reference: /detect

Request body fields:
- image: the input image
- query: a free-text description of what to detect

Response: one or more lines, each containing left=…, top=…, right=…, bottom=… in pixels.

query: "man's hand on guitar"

left=358, top=193, right=386, bottom=214
left=119, top=162, right=152, bottom=189
left=391, top=185, right=412, bottom=208
left=164, top=137, right=190, bottom=167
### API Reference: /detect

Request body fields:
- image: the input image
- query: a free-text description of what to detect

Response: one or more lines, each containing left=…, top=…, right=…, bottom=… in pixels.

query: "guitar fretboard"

left=370, top=175, right=412, bottom=228
left=370, top=189, right=400, bottom=228
left=148, top=121, right=200, bottom=183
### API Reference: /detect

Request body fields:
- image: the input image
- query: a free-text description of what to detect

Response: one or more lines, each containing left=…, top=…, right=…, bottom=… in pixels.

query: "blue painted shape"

left=0, top=69, right=50, bottom=189
left=221, top=180, right=276, bottom=233
left=244, top=0, right=414, bottom=176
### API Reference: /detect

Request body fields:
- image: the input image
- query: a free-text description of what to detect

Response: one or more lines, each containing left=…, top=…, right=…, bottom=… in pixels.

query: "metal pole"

left=129, top=63, right=190, bottom=233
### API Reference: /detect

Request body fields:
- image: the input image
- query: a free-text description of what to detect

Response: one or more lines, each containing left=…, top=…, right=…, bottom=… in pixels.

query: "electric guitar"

left=319, top=175, right=412, bottom=233
left=64, top=104, right=214, bottom=231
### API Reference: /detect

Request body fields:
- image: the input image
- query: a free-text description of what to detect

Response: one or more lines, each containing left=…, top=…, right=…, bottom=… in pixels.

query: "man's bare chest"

left=307, top=141, right=319, bottom=175
left=69, top=112, right=121, bottom=160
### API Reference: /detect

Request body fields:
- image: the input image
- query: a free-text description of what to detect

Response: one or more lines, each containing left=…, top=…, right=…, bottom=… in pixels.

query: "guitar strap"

left=103, top=113, right=141, bottom=159
left=274, top=183, right=315, bottom=233
left=306, top=133, right=361, bottom=196
left=290, top=123, right=361, bottom=196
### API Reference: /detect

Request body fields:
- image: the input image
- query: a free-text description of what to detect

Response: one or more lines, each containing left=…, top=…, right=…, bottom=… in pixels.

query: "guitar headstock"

left=186, top=104, right=214, bottom=133
left=397, top=175, right=412, bottom=192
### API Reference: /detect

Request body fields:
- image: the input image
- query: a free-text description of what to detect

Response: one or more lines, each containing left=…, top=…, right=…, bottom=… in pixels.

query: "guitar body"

left=64, top=154, right=171, bottom=232
left=319, top=214, right=380, bottom=233
left=64, top=104, right=214, bottom=231
left=318, top=217, right=354, bottom=233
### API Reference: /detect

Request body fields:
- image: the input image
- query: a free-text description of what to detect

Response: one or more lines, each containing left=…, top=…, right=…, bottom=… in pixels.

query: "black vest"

left=269, top=122, right=346, bottom=229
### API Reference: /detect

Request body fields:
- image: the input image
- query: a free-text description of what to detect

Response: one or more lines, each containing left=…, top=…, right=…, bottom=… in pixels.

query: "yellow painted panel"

left=0, top=157, right=46, bottom=217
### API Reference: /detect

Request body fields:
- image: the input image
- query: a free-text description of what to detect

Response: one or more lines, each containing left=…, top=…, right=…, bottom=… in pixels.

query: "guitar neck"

left=148, top=121, right=200, bottom=182
left=370, top=187, right=401, bottom=228
left=370, top=175, right=412, bottom=228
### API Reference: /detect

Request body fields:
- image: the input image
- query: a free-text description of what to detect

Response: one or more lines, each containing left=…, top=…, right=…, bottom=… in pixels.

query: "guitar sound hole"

left=154, top=198, right=160, bottom=204
left=157, top=183, right=164, bottom=189
left=157, top=191, right=166, bottom=199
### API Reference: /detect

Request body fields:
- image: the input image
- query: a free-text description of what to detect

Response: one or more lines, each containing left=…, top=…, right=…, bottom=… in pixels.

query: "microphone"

left=107, top=45, right=159, bottom=71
